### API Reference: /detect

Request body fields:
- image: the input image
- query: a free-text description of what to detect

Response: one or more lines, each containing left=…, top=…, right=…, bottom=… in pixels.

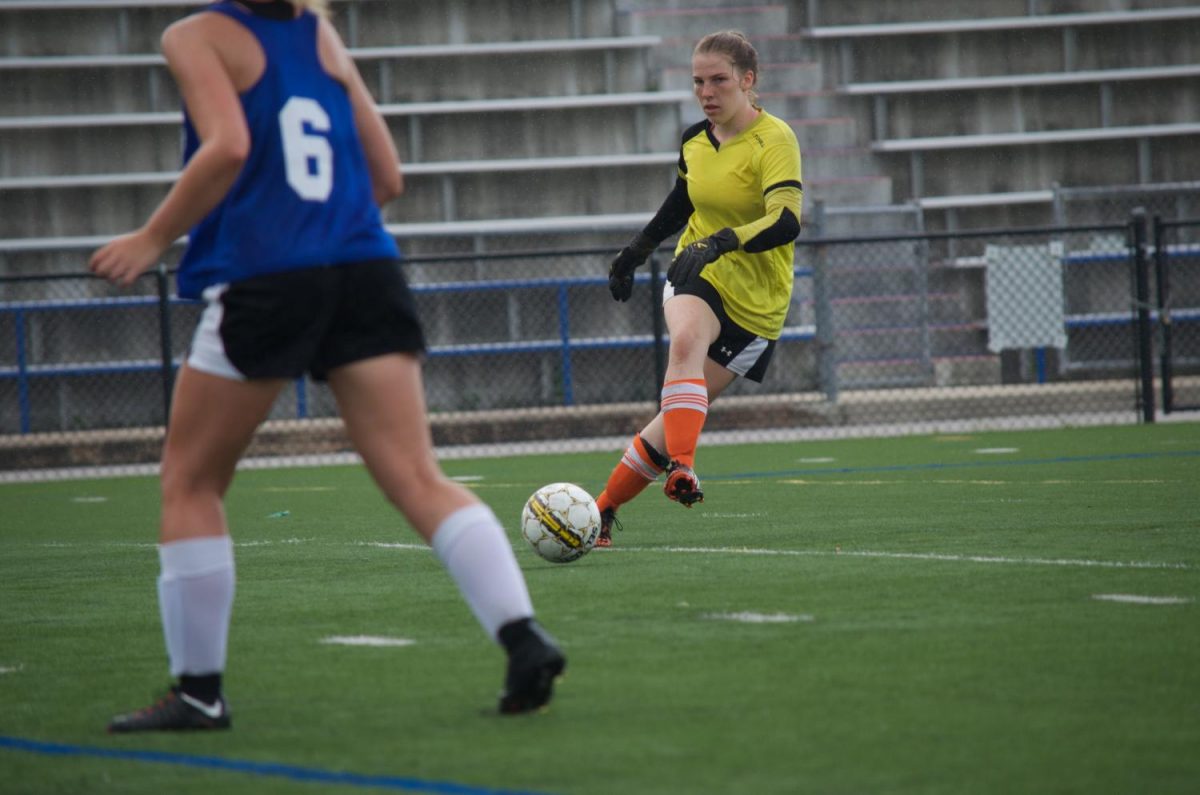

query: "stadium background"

left=1, top=0, right=1198, bottom=475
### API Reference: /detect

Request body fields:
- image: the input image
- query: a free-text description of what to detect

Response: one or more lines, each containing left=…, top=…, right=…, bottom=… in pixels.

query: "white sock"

left=158, top=535, right=235, bottom=678
left=431, top=503, right=534, bottom=641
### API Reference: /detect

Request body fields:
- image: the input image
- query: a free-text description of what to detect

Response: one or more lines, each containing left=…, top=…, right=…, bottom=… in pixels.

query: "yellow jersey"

left=676, top=111, right=802, bottom=339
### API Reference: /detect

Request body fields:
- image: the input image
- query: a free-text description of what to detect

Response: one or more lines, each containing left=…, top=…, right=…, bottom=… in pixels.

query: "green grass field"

left=2, top=422, right=1199, bottom=794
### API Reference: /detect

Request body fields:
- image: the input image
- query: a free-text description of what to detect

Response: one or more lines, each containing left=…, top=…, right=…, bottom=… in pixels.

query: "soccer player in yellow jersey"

left=596, top=30, right=802, bottom=546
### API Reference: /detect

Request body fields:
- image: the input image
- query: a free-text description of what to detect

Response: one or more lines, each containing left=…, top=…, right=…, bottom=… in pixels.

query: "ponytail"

left=290, top=0, right=330, bottom=18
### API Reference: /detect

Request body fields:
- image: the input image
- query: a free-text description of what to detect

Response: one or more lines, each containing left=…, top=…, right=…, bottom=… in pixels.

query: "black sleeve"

left=641, top=177, right=693, bottom=247
left=742, top=207, right=801, bottom=253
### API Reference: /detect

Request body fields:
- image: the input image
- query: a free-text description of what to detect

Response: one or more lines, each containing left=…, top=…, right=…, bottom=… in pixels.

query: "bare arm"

left=89, top=18, right=249, bottom=285
left=318, top=17, right=402, bottom=205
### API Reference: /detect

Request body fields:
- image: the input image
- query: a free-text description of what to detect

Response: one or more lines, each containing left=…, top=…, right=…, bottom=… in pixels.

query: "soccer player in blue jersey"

left=90, top=0, right=563, bottom=730
left=595, top=31, right=803, bottom=546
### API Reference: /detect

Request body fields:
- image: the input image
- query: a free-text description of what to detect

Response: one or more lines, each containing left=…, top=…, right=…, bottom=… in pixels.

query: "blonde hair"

left=694, top=30, right=760, bottom=106
left=290, top=0, right=330, bottom=17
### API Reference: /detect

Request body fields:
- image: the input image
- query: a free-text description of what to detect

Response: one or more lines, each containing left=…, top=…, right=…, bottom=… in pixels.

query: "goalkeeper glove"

left=667, top=228, right=739, bottom=288
left=608, top=232, right=657, bottom=302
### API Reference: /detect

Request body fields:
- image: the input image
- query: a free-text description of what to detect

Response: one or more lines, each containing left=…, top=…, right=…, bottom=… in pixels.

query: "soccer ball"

left=521, top=482, right=602, bottom=563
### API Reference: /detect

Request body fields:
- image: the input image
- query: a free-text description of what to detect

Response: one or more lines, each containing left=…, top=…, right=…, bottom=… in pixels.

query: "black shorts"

left=186, top=260, right=426, bottom=382
left=663, top=276, right=776, bottom=383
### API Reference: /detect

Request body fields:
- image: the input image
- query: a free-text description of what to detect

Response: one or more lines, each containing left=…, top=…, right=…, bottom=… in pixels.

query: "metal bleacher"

left=2, top=0, right=1197, bottom=433
left=799, top=2, right=1200, bottom=219
left=0, top=2, right=701, bottom=266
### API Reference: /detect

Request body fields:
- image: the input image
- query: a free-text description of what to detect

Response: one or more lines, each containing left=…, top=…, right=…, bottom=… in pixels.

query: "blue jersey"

left=176, top=2, right=399, bottom=299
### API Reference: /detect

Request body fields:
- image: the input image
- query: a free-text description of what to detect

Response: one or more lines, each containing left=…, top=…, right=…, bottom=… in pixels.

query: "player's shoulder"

left=162, top=4, right=240, bottom=50
left=679, top=119, right=710, bottom=147
left=750, top=111, right=799, bottom=150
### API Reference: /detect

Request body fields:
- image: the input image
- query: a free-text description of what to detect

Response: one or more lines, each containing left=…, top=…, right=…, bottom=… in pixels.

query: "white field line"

left=319, top=636, right=415, bottom=647
left=606, top=545, right=1192, bottom=570
left=26, top=538, right=1191, bottom=570
left=703, top=611, right=814, bottom=623
left=1092, top=594, right=1193, bottom=605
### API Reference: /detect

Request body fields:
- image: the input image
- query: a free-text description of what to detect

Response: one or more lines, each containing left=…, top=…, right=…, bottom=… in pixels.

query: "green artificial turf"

left=1, top=422, right=1198, bottom=794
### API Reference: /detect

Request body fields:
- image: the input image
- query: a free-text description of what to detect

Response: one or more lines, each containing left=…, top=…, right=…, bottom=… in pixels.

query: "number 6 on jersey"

left=279, top=96, right=333, bottom=201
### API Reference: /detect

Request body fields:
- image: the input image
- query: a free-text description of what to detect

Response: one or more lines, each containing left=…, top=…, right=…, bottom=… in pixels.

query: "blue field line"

left=0, top=736, right=555, bottom=795
left=715, top=449, right=1200, bottom=481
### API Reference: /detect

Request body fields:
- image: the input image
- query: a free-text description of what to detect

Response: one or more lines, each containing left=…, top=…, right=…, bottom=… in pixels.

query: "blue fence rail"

left=0, top=257, right=817, bottom=434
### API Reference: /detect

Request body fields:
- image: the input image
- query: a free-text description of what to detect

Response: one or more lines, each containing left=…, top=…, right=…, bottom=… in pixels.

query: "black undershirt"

left=235, top=0, right=297, bottom=20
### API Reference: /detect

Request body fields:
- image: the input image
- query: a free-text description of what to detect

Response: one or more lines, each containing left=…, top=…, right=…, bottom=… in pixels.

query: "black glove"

left=667, top=228, right=739, bottom=288
left=608, top=232, right=657, bottom=302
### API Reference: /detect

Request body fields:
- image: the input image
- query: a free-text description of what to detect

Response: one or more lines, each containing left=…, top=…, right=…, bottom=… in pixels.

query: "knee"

left=380, top=456, right=449, bottom=508
left=668, top=327, right=709, bottom=364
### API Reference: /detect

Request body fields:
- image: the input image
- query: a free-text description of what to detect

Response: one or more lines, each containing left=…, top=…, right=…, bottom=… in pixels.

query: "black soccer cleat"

left=107, top=686, right=231, bottom=733
left=664, top=461, right=704, bottom=507
left=595, top=507, right=621, bottom=548
left=497, top=618, right=566, bottom=715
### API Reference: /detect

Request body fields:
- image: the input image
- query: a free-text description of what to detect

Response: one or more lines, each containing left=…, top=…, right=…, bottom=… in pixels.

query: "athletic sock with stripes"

left=661, top=378, right=709, bottom=468
left=596, top=434, right=670, bottom=513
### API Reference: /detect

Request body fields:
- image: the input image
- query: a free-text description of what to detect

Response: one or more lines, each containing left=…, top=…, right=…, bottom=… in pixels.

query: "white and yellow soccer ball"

left=520, top=482, right=602, bottom=563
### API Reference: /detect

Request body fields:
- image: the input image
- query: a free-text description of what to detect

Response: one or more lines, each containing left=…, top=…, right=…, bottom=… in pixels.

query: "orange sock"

left=596, top=435, right=669, bottom=513
left=661, top=378, right=708, bottom=469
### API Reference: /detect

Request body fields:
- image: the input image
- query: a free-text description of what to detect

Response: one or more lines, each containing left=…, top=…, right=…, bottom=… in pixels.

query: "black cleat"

left=595, top=507, right=621, bottom=548
left=497, top=619, right=566, bottom=715
left=664, top=461, right=704, bottom=507
left=107, top=686, right=231, bottom=733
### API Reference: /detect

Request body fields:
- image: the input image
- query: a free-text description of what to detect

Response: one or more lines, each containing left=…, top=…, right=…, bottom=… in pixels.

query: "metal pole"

left=811, top=201, right=838, bottom=402
left=650, top=253, right=666, bottom=399
left=1154, top=215, right=1175, bottom=414
left=155, top=264, right=175, bottom=425
left=1130, top=209, right=1155, bottom=423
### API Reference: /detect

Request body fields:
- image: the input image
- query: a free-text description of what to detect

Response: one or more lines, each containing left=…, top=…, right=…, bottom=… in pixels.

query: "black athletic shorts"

left=186, top=259, right=426, bottom=382
left=663, top=275, right=777, bottom=383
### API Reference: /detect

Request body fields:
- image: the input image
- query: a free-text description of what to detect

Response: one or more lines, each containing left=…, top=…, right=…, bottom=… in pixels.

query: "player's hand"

left=608, top=232, right=657, bottom=302
left=666, top=228, right=738, bottom=288
left=88, top=229, right=167, bottom=287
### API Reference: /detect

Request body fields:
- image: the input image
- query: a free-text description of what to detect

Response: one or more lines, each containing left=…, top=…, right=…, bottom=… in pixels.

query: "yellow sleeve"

left=731, top=142, right=802, bottom=250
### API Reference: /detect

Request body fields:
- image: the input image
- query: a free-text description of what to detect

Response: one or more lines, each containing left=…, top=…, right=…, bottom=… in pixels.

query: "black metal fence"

left=2, top=215, right=1197, bottom=476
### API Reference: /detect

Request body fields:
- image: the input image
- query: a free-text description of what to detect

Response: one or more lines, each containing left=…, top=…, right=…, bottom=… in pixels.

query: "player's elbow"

left=375, top=168, right=403, bottom=205
left=207, top=132, right=250, bottom=173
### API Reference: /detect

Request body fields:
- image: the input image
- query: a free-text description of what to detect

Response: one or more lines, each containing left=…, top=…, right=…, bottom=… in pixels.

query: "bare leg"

left=160, top=365, right=286, bottom=542
left=327, top=353, right=477, bottom=541
left=328, top=353, right=538, bottom=642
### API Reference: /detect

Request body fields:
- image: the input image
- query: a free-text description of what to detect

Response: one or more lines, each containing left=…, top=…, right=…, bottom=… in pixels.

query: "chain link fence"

left=3, top=216, right=1198, bottom=478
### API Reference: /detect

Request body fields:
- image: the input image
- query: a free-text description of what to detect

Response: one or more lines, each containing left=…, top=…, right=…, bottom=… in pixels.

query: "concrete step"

left=804, top=175, right=895, bottom=207
left=649, top=32, right=814, bottom=72
left=0, top=101, right=688, bottom=178
left=788, top=115, right=859, bottom=149
left=0, top=161, right=683, bottom=237
left=659, top=60, right=825, bottom=92
left=0, top=1, right=612, bottom=57
left=835, top=323, right=989, bottom=360
left=801, top=146, right=883, bottom=180
left=831, top=291, right=973, bottom=329
left=833, top=353, right=1001, bottom=389
left=0, top=46, right=659, bottom=116
left=624, top=4, right=792, bottom=39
